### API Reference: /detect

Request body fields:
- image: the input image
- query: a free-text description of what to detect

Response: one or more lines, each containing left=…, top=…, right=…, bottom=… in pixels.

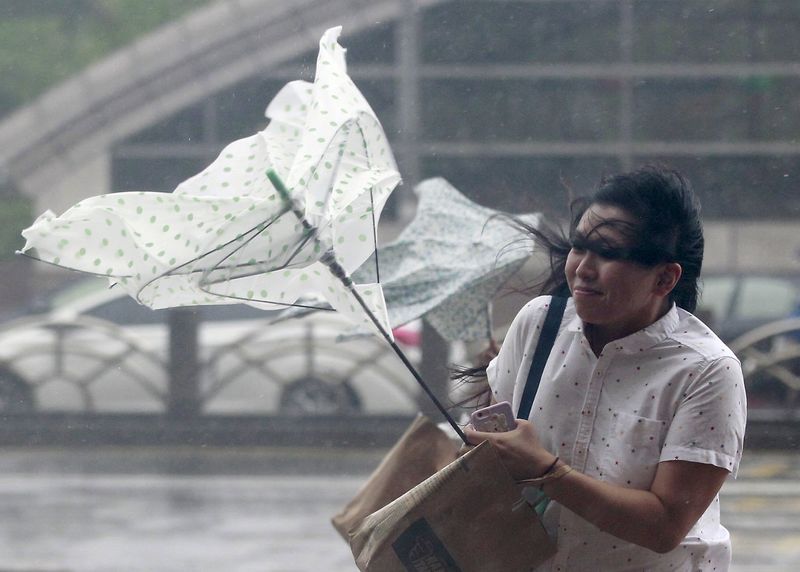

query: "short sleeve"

left=487, top=296, right=549, bottom=406
left=660, top=355, right=747, bottom=477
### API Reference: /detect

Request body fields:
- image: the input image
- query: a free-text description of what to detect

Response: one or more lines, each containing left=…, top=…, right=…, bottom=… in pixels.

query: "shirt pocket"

left=599, top=411, right=668, bottom=489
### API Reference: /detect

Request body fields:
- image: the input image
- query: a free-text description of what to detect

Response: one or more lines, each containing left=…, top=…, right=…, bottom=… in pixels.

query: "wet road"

left=722, top=452, right=800, bottom=572
left=0, top=448, right=796, bottom=571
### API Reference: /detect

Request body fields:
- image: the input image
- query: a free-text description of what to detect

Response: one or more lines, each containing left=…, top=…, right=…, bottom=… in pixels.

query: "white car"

left=0, top=278, right=422, bottom=415
left=698, top=272, right=800, bottom=342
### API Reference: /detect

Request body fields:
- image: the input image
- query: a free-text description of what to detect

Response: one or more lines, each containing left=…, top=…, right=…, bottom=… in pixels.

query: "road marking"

left=741, top=459, right=793, bottom=479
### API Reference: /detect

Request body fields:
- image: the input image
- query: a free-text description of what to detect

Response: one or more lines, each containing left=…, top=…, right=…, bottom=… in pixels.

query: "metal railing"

left=0, top=312, right=421, bottom=417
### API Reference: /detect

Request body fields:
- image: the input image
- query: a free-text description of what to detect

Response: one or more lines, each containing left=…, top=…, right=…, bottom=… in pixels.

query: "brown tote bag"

left=348, top=441, right=556, bottom=572
left=332, top=414, right=459, bottom=540
left=335, top=298, right=567, bottom=569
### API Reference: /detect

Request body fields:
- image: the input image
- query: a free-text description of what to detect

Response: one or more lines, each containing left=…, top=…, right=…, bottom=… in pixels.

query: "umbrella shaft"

left=327, top=253, right=468, bottom=444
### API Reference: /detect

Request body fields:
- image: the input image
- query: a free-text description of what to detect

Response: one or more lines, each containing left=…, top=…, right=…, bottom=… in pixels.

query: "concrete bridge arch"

left=0, top=0, right=440, bottom=214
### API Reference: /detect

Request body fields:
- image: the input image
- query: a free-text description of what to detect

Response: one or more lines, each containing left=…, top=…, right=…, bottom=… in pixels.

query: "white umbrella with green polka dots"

left=19, top=26, right=399, bottom=337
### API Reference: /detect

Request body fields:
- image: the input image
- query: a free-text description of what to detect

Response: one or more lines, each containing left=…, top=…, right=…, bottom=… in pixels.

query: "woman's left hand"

left=464, top=419, right=556, bottom=481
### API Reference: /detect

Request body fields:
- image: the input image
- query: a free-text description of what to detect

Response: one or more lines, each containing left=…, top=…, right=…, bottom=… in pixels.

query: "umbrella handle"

left=266, top=169, right=468, bottom=444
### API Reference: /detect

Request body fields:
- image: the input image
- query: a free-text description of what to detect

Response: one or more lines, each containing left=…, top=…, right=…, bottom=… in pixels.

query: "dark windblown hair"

left=449, top=164, right=705, bottom=404
left=521, top=164, right=704, bottom=313
left=594, top=166, right=704, bottom=312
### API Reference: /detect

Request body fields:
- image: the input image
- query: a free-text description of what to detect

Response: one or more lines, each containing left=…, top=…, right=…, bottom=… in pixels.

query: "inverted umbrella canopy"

left=353, top=177, right=541, bottom=341
left=20, top=26, right=468, bottom=441
left=284, top=178, right=542, bottom=340
left=19, top=26, right=398, bottom=336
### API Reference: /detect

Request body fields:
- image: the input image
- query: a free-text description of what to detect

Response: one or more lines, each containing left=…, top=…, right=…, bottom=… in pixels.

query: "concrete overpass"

left=0, top=0, right=443, bottom=215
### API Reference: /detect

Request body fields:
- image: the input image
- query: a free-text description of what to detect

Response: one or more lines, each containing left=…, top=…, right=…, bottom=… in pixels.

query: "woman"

left=465, top=166, right=746, bottom=571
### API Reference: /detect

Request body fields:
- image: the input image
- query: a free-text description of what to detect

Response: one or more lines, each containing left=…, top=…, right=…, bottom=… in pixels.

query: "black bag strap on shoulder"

left=517, top=296, right=567, bottom=420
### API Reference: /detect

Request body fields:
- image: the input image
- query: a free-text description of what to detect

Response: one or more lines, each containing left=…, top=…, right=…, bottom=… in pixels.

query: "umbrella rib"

left=352, top=114, right=382, bottom=286
left=16, top=249, right=136, bottom=279
left=132, top=204, right=325, bottom=306
left=197, top=225, right=317, bottom=281
left=298, top=113, right=386, bottom=286
left=369, top=187, right=380, bottom=284
left=167, top=206, right=290, bottom=276
left=132, top=209, right=288, bottom=304
left=193, top=218, right=331, bottom=306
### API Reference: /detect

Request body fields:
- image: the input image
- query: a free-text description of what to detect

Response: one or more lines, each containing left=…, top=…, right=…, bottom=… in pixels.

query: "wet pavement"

left=0, top=447, right=797, bottom=571
left=722, top=451, right=800, bottom=572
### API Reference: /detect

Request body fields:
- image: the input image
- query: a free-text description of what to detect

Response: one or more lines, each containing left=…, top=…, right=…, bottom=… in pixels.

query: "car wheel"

left=279, top=376, right=361, bottom=415
left=0, top=368, right=35, bottom=413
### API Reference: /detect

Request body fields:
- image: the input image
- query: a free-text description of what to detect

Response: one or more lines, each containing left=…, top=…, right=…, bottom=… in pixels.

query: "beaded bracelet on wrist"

left=517, top=457, right=574, bottom=490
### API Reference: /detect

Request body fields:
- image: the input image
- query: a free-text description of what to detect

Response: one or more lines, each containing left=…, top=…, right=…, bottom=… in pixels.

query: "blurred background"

left=0, top=1, right=798, bottom=570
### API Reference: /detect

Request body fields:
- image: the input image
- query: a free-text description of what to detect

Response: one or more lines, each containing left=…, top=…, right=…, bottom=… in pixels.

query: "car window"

left=201, top=304, right=280, bottom=322
left=49, top=278, right=109, bottom=310
left=733, top=277, right=800, bottom=321
left=85, top=295, right=284, bottom=325
left=84, top=296, right=170, bottom=325
left=698, top=276, right=737, bottom=322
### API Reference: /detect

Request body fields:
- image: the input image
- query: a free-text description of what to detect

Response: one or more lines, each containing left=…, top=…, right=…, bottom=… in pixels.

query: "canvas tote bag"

left=332, top=414, right=460, bottom=540
left=348, top=440, right=556, bottom=571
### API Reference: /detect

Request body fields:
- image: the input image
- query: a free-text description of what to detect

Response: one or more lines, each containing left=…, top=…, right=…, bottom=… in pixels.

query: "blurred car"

left=697, top=272, right=800, bottom=342
left=0, top=278, right=421, bottom=415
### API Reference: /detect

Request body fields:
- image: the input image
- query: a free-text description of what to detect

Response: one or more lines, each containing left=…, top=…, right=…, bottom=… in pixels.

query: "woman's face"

left=566, top=204, right=671, bottom=342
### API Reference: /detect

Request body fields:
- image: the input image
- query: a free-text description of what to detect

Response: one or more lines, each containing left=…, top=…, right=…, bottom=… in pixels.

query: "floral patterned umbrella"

left=353, top=177, right=541, bottom=342
left=19, top=27, right=397, bottom=337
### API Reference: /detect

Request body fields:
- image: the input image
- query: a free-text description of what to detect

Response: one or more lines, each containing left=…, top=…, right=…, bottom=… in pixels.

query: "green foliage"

left=0, top=0, right=211, bottom=118
left=0, top=0, right=210, bottom=253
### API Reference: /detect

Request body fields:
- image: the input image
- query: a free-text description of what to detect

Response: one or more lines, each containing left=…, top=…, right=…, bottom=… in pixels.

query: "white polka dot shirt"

left=488, top=296, right=747, bottom=571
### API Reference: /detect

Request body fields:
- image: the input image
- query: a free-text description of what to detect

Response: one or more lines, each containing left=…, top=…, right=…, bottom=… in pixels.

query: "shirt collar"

left=565, top=301, right=680, bottom=353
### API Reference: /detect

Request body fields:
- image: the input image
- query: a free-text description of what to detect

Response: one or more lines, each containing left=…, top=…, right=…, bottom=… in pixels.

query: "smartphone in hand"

left=469, top=401, right=517, bottom=432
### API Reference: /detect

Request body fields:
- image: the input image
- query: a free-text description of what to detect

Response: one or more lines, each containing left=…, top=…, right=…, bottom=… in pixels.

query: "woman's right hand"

left=464, top=419, right=556, bottom=481
left=457, top=424, right=476, bottom=457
